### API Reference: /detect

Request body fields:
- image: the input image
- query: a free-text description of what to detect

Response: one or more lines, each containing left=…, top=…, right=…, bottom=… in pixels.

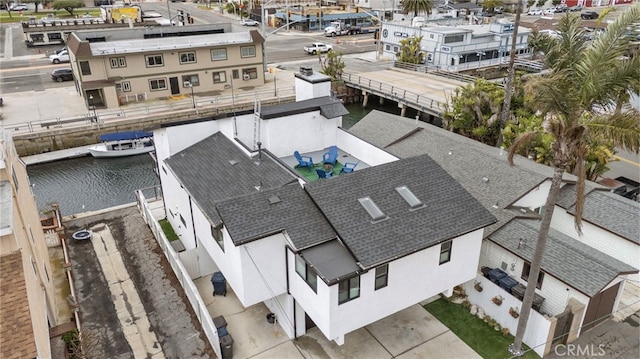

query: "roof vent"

left=268, top=196, right=281, bottom=205
left=358, top=197, right=386, bottom=222
left=228, top=160, right=238, bottom=166
left=482, top=177, right=489, bottom=183
left=300, top=67, right=313, bottom=76
left=519, top=208, right=527, bottom=214
left=395, top=186, right=423, bottom=209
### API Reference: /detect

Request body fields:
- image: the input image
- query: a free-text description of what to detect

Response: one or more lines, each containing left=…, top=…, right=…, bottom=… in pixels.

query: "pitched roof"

left=568, top=190, right=640, bottom=244
left=216, top=182, right=336, bottom=247
left=488, top=218, right=637, bottom=297
left=305, top=154, right=496, bottom=268
left=164, top=132, right=296, bottom=226
left=260, top=96, right=348, bottom=120
left=0, top=251, right=38, bottom=359
left=348, top=110, right=571, bottom=236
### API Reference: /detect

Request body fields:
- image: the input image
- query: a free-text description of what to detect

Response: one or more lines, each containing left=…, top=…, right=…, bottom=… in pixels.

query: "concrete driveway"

left=195, top=277, right=481, bottom=359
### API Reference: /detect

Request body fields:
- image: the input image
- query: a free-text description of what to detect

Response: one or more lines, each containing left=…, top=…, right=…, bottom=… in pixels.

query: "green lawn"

left=159, top=219, right=179, bottom=242
left=0, top=9, right=102, bottom=23
left=424, top=299, right=540, bottom=359
left=294, top=161, right=345, bottom=182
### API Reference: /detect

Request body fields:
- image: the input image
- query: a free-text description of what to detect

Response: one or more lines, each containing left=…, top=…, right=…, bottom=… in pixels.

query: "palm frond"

left=582, top=112, right=640, bottom=153
left=507, top=131, right=541, bottom=165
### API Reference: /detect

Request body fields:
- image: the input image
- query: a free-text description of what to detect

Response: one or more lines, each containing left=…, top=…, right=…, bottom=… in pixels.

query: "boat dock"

left=22, top=145, right=94, bottom=166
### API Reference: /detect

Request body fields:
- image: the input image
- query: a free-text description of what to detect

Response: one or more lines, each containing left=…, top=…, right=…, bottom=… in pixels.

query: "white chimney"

left=294, top=67, right=332, bottom=101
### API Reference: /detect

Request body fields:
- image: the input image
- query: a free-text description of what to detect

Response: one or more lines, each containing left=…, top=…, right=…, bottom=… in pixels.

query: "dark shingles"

left=348, top=110, right=577, bottom=237
left=305, top=154, right=496, bottom=268
left=568, top=190, right=640, bottom=244
left=216, top=183, right=336, bottom=248
left=164, top=132, right=295, bottom=226
left=260, top=96, right=348, bottom=120
left=489, top=218, right=637, bottom=297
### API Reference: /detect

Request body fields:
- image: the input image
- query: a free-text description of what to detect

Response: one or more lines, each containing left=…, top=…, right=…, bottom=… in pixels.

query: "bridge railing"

left=341, top=72, right=445, bottom=116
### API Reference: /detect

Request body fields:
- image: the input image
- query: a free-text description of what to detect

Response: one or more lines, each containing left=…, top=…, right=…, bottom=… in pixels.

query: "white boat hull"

left=89, top=140, right=154, bottom=158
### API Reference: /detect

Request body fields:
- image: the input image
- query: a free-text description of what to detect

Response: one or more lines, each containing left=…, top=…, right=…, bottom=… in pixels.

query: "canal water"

left=26, top=102, right=404, bottom=216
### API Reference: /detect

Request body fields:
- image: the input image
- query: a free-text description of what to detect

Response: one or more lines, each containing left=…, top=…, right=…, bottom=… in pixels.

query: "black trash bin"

left=211, top=272, right=227, bottom=296
left=213, top=315, right=228, bottom=337
left=220, top=334, right=234, bottom=359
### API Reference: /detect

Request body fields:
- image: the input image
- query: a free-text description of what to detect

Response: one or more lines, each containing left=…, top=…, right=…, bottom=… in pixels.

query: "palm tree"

left=497, top=0, right=523, bottom=148
left=401, top=0, right=434, bottom=18
left=507, top=7, right=640, bottom=356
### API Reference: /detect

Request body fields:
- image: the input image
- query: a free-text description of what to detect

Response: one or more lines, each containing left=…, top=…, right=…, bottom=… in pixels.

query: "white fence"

left=136, top=187, right=222, bottom=359
left=462, top=276, right=554, bottom=357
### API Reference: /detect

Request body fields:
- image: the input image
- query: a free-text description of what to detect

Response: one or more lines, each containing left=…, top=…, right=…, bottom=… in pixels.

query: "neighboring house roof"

left=216, top=182, right=337, bottom=248
left=260, top=96, right=348, bottom=120
left=488, top=218, right=637, bottom=297
left=567, top=190, right=640, bottom=245
left=0, top=251, right=38, bottom=359
left=164, top=132, right=296, bottom=226
left=348, top=110, right=575, bottom=236
left=305, top=154, right=496, bottom=268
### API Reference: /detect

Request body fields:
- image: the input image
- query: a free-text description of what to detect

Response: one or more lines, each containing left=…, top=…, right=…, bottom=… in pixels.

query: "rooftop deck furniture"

left=322, top=146, right=339, bottom=165
left=294, top=151, right=314, bottom=171
left=340, top=161, right=358, bottom=174
left=316, top=168, right=333, bottom=179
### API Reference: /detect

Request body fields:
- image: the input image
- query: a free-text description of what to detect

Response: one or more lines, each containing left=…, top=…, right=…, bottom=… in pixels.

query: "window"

left=149, top=78, right=167, bottom=91
left=43, top=264, right=50, bottom=282
left=110, top=57, right=127, bottom=68
left=211, top=48, right=227, bottom=61
left=180, top=214, right=187, bottom=227
left=444, top=34, right=464, bottom=44
left=212, top=71, right=227, bottom=83
left=162, top=166, right=167, bottom=174
left=338, top=276, right=360, bottom=304
left=48, top=32, right=62, bottom=41
left=232, top=69, right=239, bottom=79
left=295, top=255, right=317, bottom=292
left=11, top=165, right=18, bottom=191
left=242, top=68, right=258, bottom=80
left=439, top=240, right=452, bottom=264
left=211, top=225, right=224, bottom=252
left=79, top=61, right=91, bottom=75
left=116, top=81, right=131, bottom=92
left=375, top=264, right=388, bottom=290
left=179, top=51, right=196, bottom=64
left=521, top=261, right=544, bottom=289
left=146, top=54, right=164, bottom=67
left=182, top=75, right=199, bottom=86
left=240, top=46, right=256, bottom=58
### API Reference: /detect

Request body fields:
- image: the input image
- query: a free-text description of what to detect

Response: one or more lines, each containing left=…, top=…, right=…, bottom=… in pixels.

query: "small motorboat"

left=89, top=131, right=154, bottom=158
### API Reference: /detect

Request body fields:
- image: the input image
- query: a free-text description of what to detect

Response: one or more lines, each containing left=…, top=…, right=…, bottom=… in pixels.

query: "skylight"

left=395, top=186, right=423, bottom=209
left=358, top=197, right=386, bottom=221
left=268, top=195, right=281, bottom=205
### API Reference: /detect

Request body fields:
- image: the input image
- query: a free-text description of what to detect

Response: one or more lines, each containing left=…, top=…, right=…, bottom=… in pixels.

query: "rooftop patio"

left=279, top=147, right=370, bottom=182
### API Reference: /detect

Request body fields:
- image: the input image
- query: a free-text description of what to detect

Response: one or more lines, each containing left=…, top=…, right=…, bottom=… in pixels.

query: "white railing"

left=136, top=188, right=222, bottom=359
left=5, top=86, right=296, bottom=135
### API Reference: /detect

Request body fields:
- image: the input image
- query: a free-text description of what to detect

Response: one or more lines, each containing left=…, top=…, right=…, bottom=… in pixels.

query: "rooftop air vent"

left=228, top=160, right=238, bottom=166
left=268, top=196, right=281, bottom=205
left=358, top=197, right=386, bottom=222
left=299, top=66, right=313, bottom=76
left=395, top=186, right=423, bottom=209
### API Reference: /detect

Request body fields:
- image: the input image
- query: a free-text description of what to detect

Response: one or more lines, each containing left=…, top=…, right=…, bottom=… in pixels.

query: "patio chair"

left=322, top=146, right=339, bottom=165
left=294, top=151, right=314, bottom=171
left=316, top=168, right=333, bottom=179
left=340, top=161, right=359, bottom=174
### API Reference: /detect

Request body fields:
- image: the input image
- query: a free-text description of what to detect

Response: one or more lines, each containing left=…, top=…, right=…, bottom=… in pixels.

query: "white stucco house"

left=348, top=110, right=638, bottom=357
left=153, top=68, right=496, bottom=346
left=379, top=20, right=532, bottom=71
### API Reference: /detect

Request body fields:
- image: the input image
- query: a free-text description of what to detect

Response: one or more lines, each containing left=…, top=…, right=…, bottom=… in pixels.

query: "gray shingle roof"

left=305, top=154, right=496, bottom=268
left=488, top=218, right=637, bottom=296
left=216, top=183, right=337, bottom=247
left=348, top=110, right=577, bottom=237
left=260, top=96, right=348, bottom=120
left=164, top=132, right=296, bottom=226
left=568, top=190, right=640, bottom=244
left=556, top=182, right=601, bottom=209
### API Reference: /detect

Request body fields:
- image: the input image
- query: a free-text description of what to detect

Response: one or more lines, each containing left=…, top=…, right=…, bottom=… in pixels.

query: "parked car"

left=10, top=4, right=28, bottom=11
left=569, top=5, right=583, bottom=12
left=544, top=7, right=557, bottom=13
left=49, top=50, right=70, bottom=64
left=240, top=18, right=259, bottom=26
left=527, top=8, right=543, bottom=16
left=51, top=68, right=74, bottom=82
left=581, top=11, right=599, bottom=20
left=555, top=4, right=569, bottom=13
left=55, top=46, right=67, bottom=55
left=304, top=42, right=333, bottom=55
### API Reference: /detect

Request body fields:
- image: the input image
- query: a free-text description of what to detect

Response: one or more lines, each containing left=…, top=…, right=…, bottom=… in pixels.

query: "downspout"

left=188, top=195, right=197, bottom=248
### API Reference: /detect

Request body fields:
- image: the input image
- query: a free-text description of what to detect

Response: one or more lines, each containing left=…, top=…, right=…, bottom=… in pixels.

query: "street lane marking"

left=613, top=155, right=640, bottom=167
